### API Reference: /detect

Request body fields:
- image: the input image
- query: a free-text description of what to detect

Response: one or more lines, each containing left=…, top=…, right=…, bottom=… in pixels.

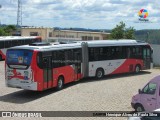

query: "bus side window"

left=31, top=39, right=35, bottom=43
left=38, top=38, right=42, bottom=42
left=112, top=46, right=123, bottom=59
left=147, top=48, right=151, bottom=58
left=94, top=48, right=99, bottom=61
left=27, top=39, right=32, bottom=44
left=64, top=50, right=69, bottom=65
left=59, top=50, right=65, bottom=67
left=36, top=38, right=41, bottom=42
left=105, top=47, right=111, bottom=60
left=21, top=40, right=25, bottom=45
left=22, top=40, right=25, bottom=45
left=17, top=40, right=22, bottom=45
left=30, top=39, right=32, bottom=44
left=135, top=46, right=142, bottom=59
left=74, top=48, right=82, bottom=61
left=23, top=39, right=26, bottom=44
left=89, top=48, right=94, bottom=61
left=122, top=46, right=127, bottom=59
left=52, top=50, right=65, bottom=68
left=110, top=47, right=117, bottom=59
left=42, top=57, right=48, bottom=68
left=26, top=39, right=31, bottom=44
left=89, top=47, right=100, bottom=61
left=37, top=52, right=43, bottom=69
left=52, top=51, right=57, bottom=68
left=100, top=47, right=109, bottom=60
left=65, top=50, right=74, bottom=65
left=10, top=41, right=13, bottom=47
left=98, top=47, right=112, bottom=60
left=4, top=40, right=12, bottom=48
left=0, top=41, right=4, bottom=49
left=12, top=40, right=17, bottom=46
left=127, top=46, right=135, bottom=59
left=128, top=46, right=143, bottom=59
left=127, top=47, right=131, bottom=58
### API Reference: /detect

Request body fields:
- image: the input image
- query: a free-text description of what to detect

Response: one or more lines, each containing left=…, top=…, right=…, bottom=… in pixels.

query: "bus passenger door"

left=74, top=52, right=81, bottom=81
left=42, top=56, right=53, bottom=90
left=143, top=47, right=151, bottom=69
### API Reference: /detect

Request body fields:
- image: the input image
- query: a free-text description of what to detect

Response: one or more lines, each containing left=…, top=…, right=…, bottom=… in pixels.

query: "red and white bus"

left=5, top=40, right=153, bottom=91
left=0, top=36, right=42, bottom=60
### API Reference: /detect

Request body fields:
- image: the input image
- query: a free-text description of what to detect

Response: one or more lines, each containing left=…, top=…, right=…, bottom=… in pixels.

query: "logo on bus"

left=138, top=9, right=149, bottom=22
left=18, top=57, right=23, bottom=63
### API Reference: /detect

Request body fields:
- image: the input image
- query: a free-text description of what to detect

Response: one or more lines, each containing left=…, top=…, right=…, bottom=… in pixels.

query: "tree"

left=124, top=27, right=135, bottom=39
left=110, top=21, right=125, bottom=39
left=4, top=25, right=16, bottom=35
left=0, top=28, right=8, bottom=36
left=110, top=21, right=135, bottom=39
left=0, top=25, right=17, bottom=36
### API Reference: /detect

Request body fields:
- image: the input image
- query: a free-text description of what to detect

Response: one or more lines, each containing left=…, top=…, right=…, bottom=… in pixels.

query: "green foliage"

left=124, top=27, right=135, bottom=39
left=110, top=21, right=135, bottom=39
left=0, top=25, right=16, bottom=36
left=110, top=21, right=125, bottom=39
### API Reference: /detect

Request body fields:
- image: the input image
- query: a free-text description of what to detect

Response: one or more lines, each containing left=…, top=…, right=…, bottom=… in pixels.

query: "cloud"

left=0, top=0, right=160, bottom=29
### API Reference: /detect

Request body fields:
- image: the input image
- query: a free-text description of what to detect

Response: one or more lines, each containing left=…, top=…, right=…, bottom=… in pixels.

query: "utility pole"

left=146, top=32, right=149, bottom=43
left=17, top=0, right=22, bottom=27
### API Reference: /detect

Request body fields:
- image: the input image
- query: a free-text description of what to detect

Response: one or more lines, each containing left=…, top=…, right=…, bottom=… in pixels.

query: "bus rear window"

left=6, top=49, right=33, bottom=65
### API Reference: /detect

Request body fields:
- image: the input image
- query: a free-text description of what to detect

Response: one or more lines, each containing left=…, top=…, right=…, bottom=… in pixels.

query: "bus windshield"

left=6, top=49, right=33, bottom=65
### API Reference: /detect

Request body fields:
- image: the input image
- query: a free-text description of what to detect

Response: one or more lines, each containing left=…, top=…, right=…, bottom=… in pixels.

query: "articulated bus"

left=5, top=40, right=153, bottom=91
left=0, top=36, right=42, bottom=60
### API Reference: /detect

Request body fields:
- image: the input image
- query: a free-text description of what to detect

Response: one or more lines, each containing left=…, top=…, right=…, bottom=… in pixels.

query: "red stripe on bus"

left=110, top=59, right=143, bottom=74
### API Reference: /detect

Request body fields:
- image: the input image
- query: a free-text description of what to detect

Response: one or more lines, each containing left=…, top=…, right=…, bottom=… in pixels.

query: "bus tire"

left=96, top=68, right=104, bottom=79
left=135, top=104, right=145, bottom=112
left=56, top=76, right=64, bottom=90
left=135, top=65, right=141, bottom=73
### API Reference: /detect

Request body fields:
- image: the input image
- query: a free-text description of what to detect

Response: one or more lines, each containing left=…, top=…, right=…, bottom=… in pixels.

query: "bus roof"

left=9, top=42, right=82, bottom=51
left=0, top=36, right=41, bottom=41
left=77, top=39, right=148, bottom=47
left=8, top=39, right=149, bottom=51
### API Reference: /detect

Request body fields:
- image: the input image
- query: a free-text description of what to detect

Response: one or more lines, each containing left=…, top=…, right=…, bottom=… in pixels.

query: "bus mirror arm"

left=138, top=89, right=142, bottom=94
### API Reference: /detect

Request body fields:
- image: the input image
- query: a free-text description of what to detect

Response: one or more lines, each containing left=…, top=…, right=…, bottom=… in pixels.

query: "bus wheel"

left=135, top=104, right=144, bottom=112
left=96, top=68, right=104, bottom=79
left=56, top=76, right=64, bottom=90
left=135, top=65, right=141, bottom=73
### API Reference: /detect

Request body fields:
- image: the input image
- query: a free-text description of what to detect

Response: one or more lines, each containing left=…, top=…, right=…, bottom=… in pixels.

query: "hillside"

left=54, top=27, right=160, bottom=44
left=135, top=29, right=160, bottom=44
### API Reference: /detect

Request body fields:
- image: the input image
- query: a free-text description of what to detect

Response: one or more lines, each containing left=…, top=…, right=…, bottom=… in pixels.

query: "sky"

left=0, top=0, right=160, bottom=30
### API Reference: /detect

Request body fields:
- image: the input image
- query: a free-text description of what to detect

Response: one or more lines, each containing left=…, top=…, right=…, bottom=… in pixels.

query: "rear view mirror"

left=138, top=89, right=142, bottom=94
